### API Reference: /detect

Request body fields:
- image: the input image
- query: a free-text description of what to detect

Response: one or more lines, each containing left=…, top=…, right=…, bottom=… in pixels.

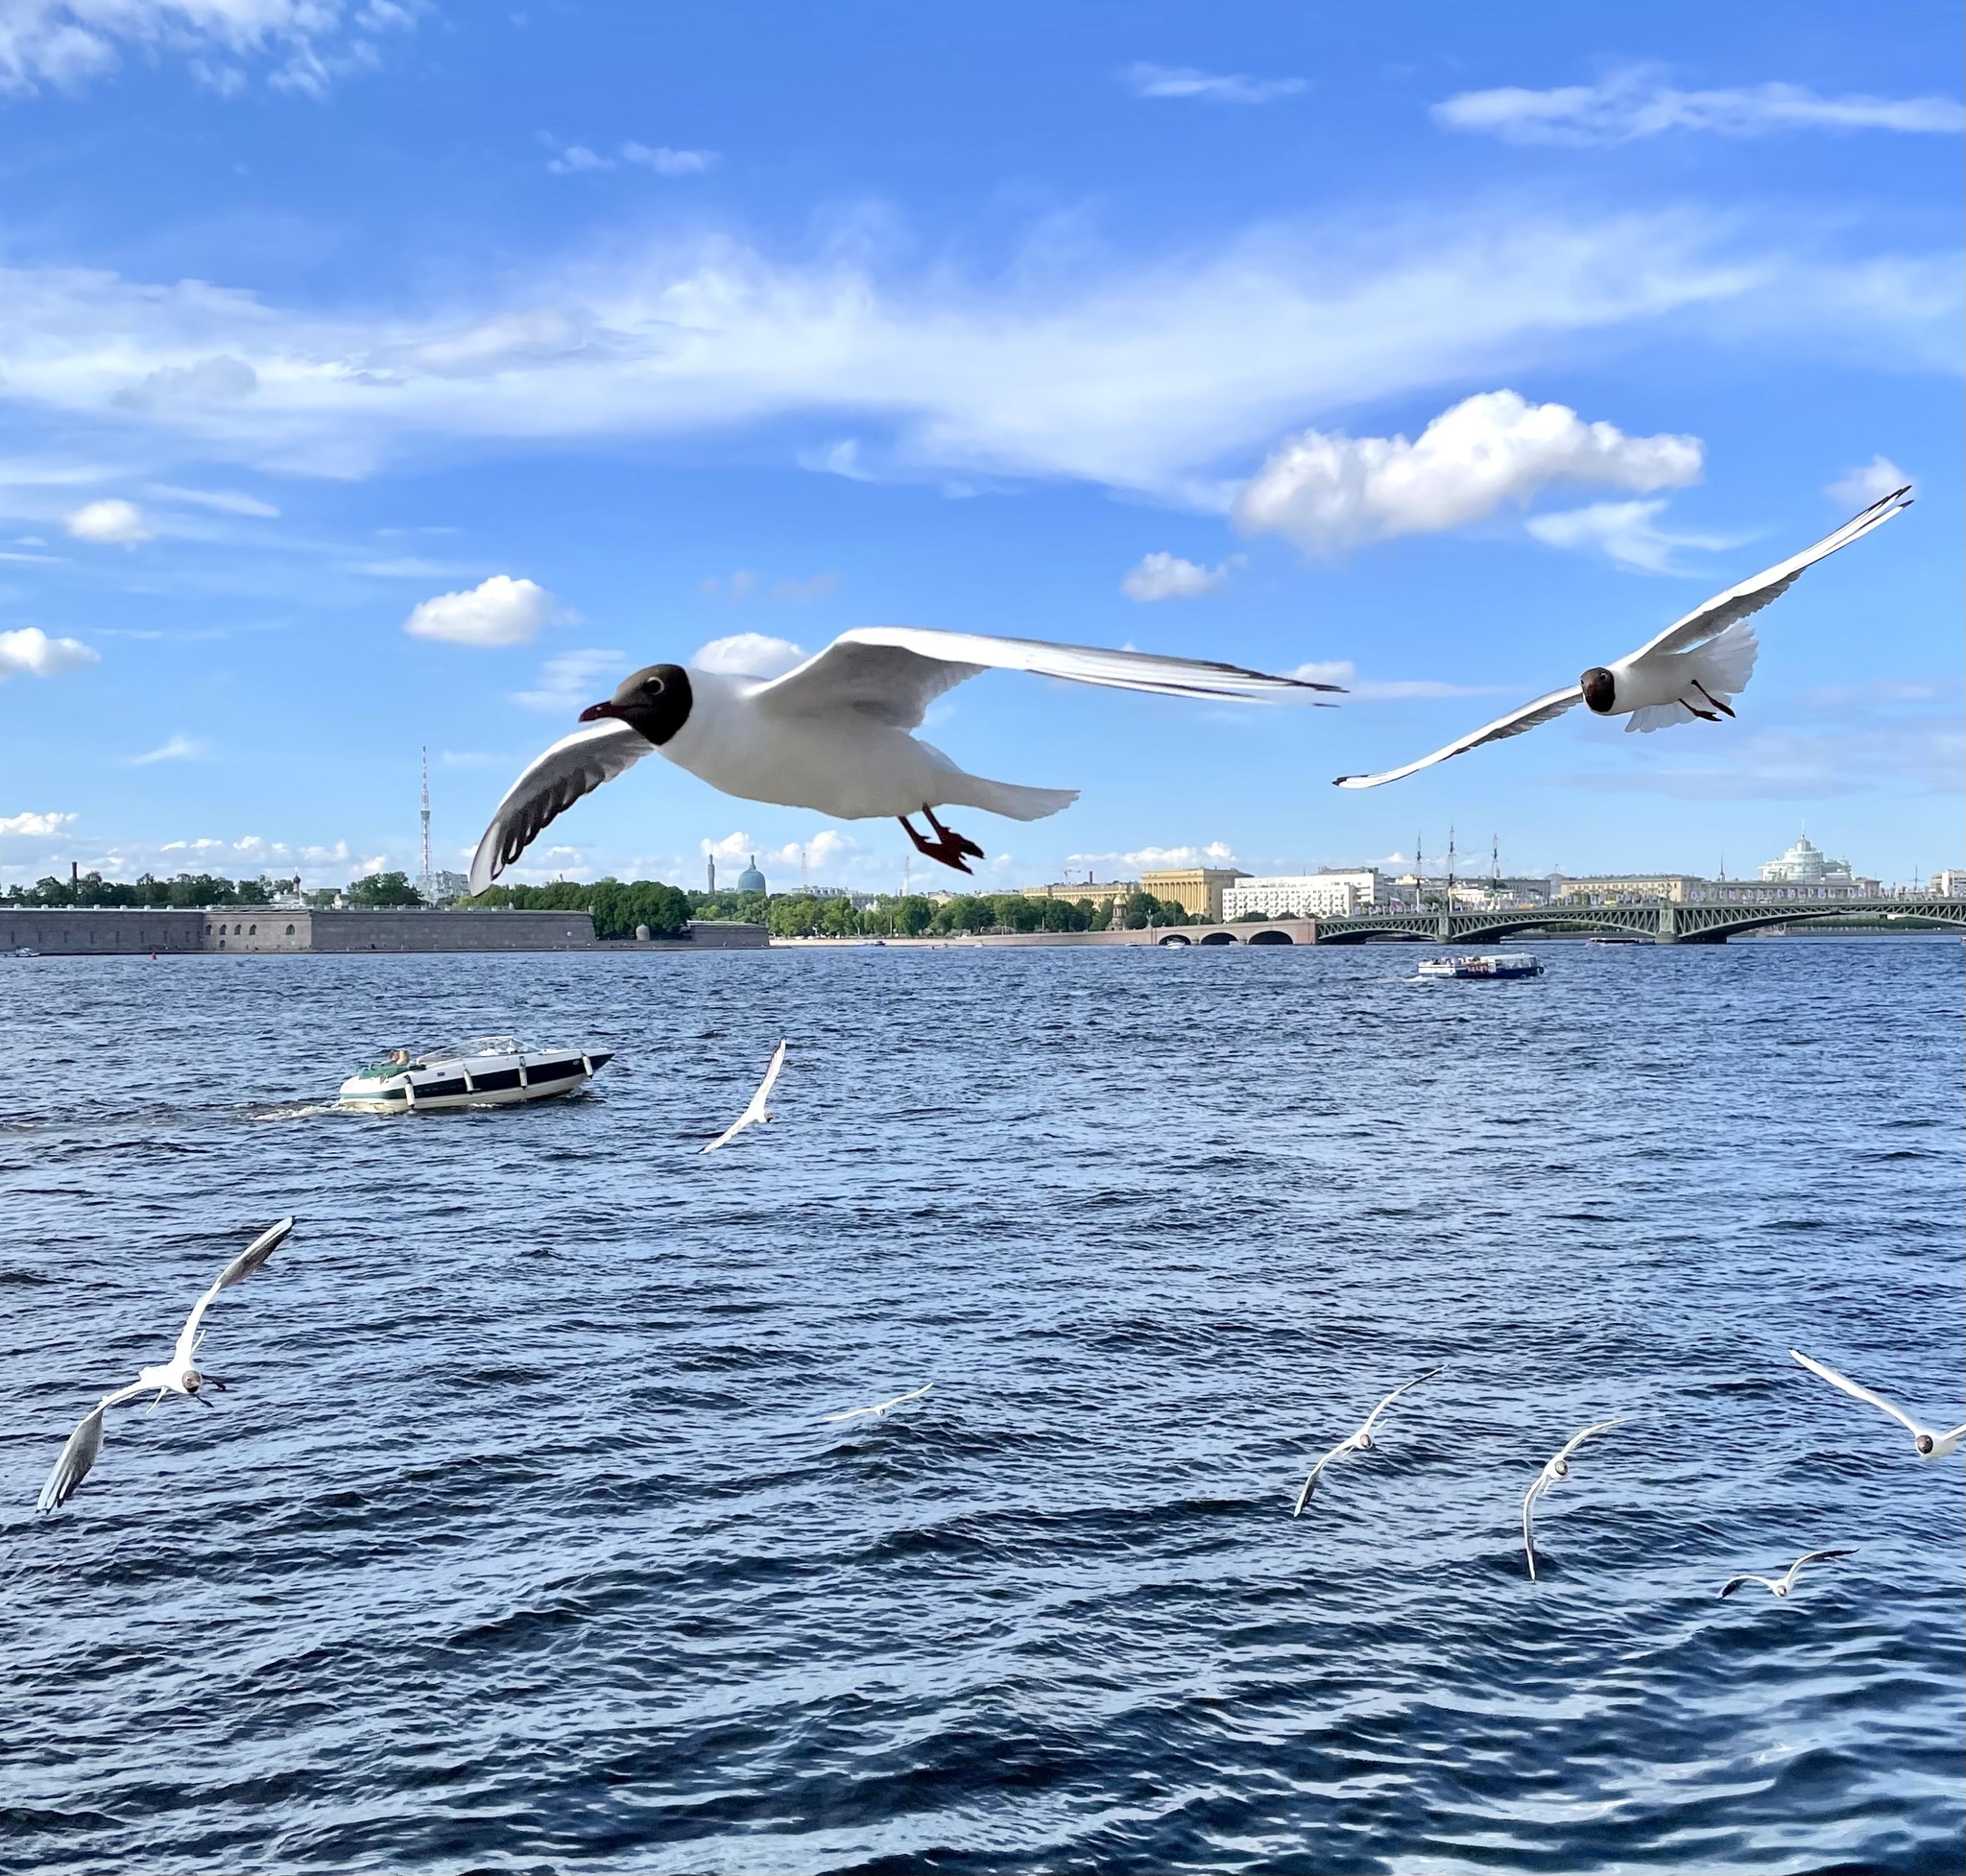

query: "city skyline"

left=0, top=3, right=1957, bottom=895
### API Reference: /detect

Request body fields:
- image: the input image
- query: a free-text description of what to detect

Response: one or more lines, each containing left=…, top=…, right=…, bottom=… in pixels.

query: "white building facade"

left=1758, top=833, right=1871, bottom=892
left=1222, top=871, right=1383, bottom=919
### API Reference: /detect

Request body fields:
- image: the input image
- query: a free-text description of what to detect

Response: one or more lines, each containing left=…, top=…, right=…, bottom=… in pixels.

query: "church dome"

left=737, top=854, right=767, bottom=894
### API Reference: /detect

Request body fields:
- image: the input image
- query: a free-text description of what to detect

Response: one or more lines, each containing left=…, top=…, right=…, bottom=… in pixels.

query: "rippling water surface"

left=2, top=939, right=1960, bottom=1874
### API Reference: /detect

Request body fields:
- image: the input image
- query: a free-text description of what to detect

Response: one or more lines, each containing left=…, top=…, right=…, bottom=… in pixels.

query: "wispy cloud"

left=773, top=572, right=839, bottom=603
left=1065, top=842, right=1240, bottom=871
left=1288, top=660, right=1511, bottom=701
left=128, top=734, right=207, bottom=765
left=511, top=647, right=624, bottom=713
left=1235, top=391, right=1701, bottom=555
left=0, top=809, right=77, bottom=837
left=1435, top=67, right=1966, bottom=145
left=1524, top=498, right=1741, bottom=573
left=0, top=211, right=1952, bottom=501
left=0, top=0, right=417, bottom=104
left=543, top=135, right=716, bottom=177
left=1121, top=62, right=1303, bottom=106
left=148, top=482, right=278, bottom=517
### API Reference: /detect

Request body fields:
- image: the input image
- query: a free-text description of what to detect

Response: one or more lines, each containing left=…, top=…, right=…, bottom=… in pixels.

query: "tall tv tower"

left=419, top=746, right=433, bottom=902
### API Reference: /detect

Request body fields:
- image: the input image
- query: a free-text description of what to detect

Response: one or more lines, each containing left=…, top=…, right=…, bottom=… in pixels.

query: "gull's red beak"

left=579, top=700, right=625, bottom=723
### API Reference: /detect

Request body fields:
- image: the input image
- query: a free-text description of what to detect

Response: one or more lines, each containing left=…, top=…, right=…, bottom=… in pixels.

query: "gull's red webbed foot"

left=899, top=808, right=980, bottom=874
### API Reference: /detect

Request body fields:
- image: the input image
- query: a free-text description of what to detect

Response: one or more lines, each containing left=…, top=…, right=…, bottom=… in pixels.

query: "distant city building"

left=1140, top=866, right=1250, bottom=923
left=1932, top=869, right=1966, bottom=899
left=426, top=869, right=470, bottom=906
left=1552, top=868, right=1880, bottom=905
left=736, top=854, right=767, bottom=893
left=1018, top=878, right=1139, bottom=910
left=1760, top=831, right=1864, bottom=888
left=1223, top=871, right=1383, bottom=920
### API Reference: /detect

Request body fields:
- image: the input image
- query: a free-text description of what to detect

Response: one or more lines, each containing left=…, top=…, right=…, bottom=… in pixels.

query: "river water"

left=1, top=938, right=1960, bottom=1874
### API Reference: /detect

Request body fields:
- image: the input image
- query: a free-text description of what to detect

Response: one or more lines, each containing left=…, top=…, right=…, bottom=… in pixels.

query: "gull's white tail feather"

left=1627, top=621, right=1762, bottom=734
left=921, top=754, right=1079, bottom=822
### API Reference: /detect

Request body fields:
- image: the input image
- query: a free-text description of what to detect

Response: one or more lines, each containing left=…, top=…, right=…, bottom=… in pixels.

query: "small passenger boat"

left=1417, top=952, right=1543, bottom=981
left=339, top=1036, right=612, bottom=1111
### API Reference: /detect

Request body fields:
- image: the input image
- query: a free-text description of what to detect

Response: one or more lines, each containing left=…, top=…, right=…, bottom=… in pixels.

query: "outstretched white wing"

left=468, top=720, right=654, bottom=893
left=1553, top=1416, right=1625, bottom=1465
left=1358, top=1366, right=1442, bottom=1436
left=1790, top=1348, right=1923, bottom=1438
left=1630, top=487, right=1912, bottom=663
left=173, top=1217, right=295, bottom=1368
left=36, top=1380, right=153, bottom=1512
left=700, top=1041, right=788, bottom=1155
left=1334, top=686, right=1583, bottom=789
left=751, top=626, right=1340, bottom=731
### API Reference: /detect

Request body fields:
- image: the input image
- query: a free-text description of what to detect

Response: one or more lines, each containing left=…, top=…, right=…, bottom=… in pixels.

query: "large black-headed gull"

left=36, top=1217, right=294, bottom=1512
left=1720, top=1547, right=1853, bottom=1600
left=1522, top=1416, right=1622, bottom=1579
left=1292, top=1366, right=1439, bottom=1516
left=470, top=627, right=1337, bottom=889
left=1334, top=487, right=1911, bottom=789
left=1791, top=1349, right=1965, bottom=1459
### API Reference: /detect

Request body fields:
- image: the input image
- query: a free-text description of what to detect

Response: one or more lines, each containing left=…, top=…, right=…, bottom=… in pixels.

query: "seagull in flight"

left=36, top=1217, right=294, bottom=1513
left=700, top=1040, right=787, bottom=1154
left=1292, top=1366, right=1440, bottom=1516
left=1791, top=1349, right=1965, bottom=1459
left=1720, top=1548, right=1854, bottom=1600
left=1522, top=1416, right=1623, bottom=1579
left=1333, top=487, right=1911, bottom=789
left=470, top=627, right=1337, bottom=889
left=823, top=1383, right=932, bottom=1424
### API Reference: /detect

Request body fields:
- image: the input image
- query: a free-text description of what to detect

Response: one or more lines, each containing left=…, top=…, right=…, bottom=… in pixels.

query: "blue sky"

left=0, top=1, right=1958, bottom=895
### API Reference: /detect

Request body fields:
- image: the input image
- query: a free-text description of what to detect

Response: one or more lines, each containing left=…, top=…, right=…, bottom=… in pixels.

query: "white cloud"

left=0, top=1, right=416, bottom=102
left=691, top=633, right=807, bottom=678
left=1287, top=660, right=1511, bottom=701
left=1120, top=551, right=1239, bottom=601
left=1827, top=454, right=1912, bottom=507
left=0, top=213, right=1951, bottom=499
left=1435, top=67, right=1966, bottom=145
left=0, top=809, right=76, bottom=836
left=1234, top=390, right=1702, bottom=554
left=0, top=625, right=98, bottom=678
left=66, top=496, right=153, bottom=544
left=404, top=573, right=555, bottom=647
left=621, top=142, right=714, bottom=176
left=1524, top=498, right=1738, bottom=573
left=511, top=647, right=624, bottom=712
left=1067, top=842, right=1240, bottom=870
left=149, top=482, right=278, bottom=517
left=546, top=138, right=716, bottom=177
left=1121, top=62, right=1303, bottom=105
left=128, top=734, right=206, bottom=764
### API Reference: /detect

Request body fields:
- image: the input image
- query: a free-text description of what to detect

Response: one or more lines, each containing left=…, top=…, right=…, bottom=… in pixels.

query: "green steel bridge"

left=1152, top=897, right=1966, bottom=947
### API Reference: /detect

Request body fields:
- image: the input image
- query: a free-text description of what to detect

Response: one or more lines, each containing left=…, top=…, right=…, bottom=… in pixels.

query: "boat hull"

left=339, top=1049, right=612, bottom=1112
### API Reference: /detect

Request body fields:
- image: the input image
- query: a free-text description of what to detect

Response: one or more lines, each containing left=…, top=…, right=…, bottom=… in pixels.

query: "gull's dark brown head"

left=580, top=664, right=693, bottom=745
left=1579, top=667, right=1617, bottom=714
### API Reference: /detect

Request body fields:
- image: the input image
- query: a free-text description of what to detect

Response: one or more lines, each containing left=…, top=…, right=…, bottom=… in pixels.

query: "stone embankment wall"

left=0, top=909, right=775, bottom=954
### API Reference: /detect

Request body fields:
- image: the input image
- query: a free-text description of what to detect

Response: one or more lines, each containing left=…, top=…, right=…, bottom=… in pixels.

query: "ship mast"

left=419, top=746, right=433, bottom=902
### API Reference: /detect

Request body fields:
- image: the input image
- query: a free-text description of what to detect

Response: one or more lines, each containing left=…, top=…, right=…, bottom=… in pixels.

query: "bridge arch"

left=1197, top=930, right=1237, bottom=945
left=1246, top=926, right=1295, bottom=946
left=1158, top=931, right=1192, bottom=946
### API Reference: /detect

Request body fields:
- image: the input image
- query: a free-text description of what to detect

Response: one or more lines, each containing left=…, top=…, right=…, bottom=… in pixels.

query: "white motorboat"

left=1417, top=952, right=1544, bottom=981
left=339, top=1036, right=612, bottom=1112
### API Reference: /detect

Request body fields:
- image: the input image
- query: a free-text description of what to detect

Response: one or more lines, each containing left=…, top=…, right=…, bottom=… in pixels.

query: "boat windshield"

left=415, top=1035, right=521, bottom=1064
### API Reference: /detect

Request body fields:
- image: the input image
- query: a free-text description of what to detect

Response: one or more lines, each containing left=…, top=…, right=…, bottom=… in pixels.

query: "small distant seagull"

left=1720, top=1548, right=1854, bottom=1600
left=36, top=1217, right=294, bottom=1513
left=700, top=1040, right=787, bottom=1154
left=1522, top=1416, right=1623, bottom=1580
left=1292, top=1366, right=1440, bottom=1515
left=1790, top=1348, right=1965, bottom=1459
left=823, top=1383, right=932, bottom=1424
left=1333, top=487, right=1911, bottom=789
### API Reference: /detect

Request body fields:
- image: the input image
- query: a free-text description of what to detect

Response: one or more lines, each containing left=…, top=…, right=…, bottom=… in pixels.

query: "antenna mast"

left=420, top=747, right=433, bottom=902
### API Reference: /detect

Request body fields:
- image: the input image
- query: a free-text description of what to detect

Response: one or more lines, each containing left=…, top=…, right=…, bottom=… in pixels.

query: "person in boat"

left=386, top=1048, right=412, bottom=1067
